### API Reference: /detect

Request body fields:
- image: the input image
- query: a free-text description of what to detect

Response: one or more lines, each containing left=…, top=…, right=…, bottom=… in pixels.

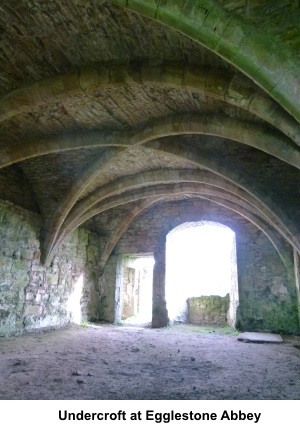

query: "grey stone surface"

left=0, top=199, right=101, bottom=336
left=188, top=295, right=230, bottom=325
left=100, top=199, right=299, bottom=334
left=237, top=332, right=283, bottom=343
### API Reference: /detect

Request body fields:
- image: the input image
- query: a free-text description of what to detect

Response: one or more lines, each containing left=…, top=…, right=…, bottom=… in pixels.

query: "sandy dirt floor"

left=0, top=323, right=299, bottom=400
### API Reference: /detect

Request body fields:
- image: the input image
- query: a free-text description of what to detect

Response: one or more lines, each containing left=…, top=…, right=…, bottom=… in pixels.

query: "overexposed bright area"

left=67, top=273, right=84, bottom=324
left=131, top=256, right=154, bottom=322
left=119, top=255, right=154, bottom=324
left=166, top=222, right=237, bottom=322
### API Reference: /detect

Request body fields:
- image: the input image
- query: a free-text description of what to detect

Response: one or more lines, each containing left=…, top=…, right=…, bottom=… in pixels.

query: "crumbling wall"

left=187, top=295, right=230, bottom=325
left=90, top=254, right=118, bottom=324
left=236, top=228, right=299, bottom=334
left=0, top=200, right=100, bottom=336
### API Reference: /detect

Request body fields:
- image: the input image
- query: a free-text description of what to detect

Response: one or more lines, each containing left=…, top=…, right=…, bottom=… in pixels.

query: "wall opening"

left=115, top=254, right=154, bottom=325
left=66, top=273, right=84, bottom=324
left=165, top=222, right=238, bottom=327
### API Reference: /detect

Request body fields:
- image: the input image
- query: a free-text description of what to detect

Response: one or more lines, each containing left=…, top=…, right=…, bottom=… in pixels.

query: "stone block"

left=0, top=255, right=12, bottom=271
left=24, top=304, right=43, bottom=316
left=237, top=332, right=283, bottom=343
left=25, top=292, right=35, bottom=301
left=33, top=251, right=41, bottom=261
left=187, top=295, right=229, bottom=325
left=79, top=67, right=98, bottom=91
left=21, top=249, right=33, bottom=260
left=35, top=293, right=43, bottom=304
left=12, top=259, right=31, bottom=271
left=46, top=273, right=59, bottom=286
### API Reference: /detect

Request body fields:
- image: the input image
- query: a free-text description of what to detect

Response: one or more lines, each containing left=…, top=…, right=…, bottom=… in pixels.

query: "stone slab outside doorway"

left=237, top=332, right=283, bottom=343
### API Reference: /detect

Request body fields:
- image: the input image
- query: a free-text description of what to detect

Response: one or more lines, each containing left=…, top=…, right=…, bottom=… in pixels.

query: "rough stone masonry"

left=0, top=0, right=299, bottom=336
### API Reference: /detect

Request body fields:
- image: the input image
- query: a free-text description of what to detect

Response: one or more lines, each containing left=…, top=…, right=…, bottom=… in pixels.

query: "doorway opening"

left=115, top=254, right=154, bottom=325
left=165, top=222, right=238, bottom=327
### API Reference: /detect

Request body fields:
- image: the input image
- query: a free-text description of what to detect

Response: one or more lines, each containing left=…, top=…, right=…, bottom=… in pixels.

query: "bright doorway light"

left=165, top=222, right=238, bottom=324
left=67, top=273, right=84, bottom=324
left=116, top=254, right=154, bottom=324
left=130, top=256, right=154, bottom=322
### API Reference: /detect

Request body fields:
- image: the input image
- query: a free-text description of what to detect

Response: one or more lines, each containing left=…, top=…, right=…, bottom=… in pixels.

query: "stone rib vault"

left=0, top=0, right=299, bottom=335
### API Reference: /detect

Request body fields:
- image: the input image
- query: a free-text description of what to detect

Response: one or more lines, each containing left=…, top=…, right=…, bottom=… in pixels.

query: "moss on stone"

left=188, top=294, right=230, bottom=325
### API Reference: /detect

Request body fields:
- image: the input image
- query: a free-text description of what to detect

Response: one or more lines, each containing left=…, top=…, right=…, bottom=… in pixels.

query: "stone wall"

left=102, top=200, right=299, bottom=334
left=0, top=199, right=100, bottom=336
left=187, top=295, right=230, bottom=325
left=236, top=229, right=298, bottom=334
left=92, top=254, right=118, bottom=324
left=1, top=198, right=299, bottom=335
left=294, top=250, right=300, bottom=325
left=0, top=166, right=40, bottom=213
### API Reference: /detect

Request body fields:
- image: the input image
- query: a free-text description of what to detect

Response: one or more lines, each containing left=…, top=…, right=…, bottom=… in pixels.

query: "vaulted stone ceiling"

left=0, top=0, right=299, bottom=267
